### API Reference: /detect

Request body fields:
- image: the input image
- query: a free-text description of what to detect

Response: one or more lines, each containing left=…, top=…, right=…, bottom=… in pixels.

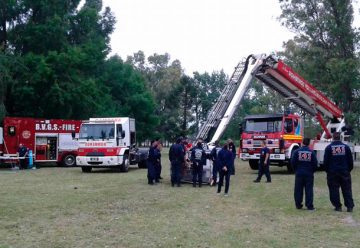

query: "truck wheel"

left=249, top=160, right=259, bottom=170
left=62, top=154, right=76, bottom=167
left=81, top=167, right=92, bottom=173
left=120, top=155, right=129, bottom=172
left=138, top=160, right=147, bottom=169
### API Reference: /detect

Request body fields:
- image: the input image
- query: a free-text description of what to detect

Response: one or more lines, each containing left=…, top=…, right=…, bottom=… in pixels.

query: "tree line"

left=1, top=0, right=359, bottom=142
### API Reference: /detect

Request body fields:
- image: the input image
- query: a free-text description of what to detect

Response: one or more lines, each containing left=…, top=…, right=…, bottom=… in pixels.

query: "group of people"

left=149, top=132, right=355, bottom=212
left=166, top=137, right=237, bottom=195
left=254, top=132, right=354, bottom=212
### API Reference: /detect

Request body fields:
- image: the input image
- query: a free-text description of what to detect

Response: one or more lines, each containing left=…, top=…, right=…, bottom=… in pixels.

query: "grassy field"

left=0, top=151, right=359, bottom=248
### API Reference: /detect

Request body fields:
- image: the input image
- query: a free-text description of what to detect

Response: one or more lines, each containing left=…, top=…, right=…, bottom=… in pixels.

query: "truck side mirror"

left=71, top=131, right=76, bottom=139
left=121, top=130, right=125, bottom=138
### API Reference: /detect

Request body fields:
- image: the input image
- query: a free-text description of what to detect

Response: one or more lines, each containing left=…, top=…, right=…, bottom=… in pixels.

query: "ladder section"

left=195, top=62, right=245, bottom=142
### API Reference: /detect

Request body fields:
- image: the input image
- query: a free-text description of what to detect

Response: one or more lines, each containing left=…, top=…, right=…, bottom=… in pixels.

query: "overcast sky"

left=102, top=0, right=358, bottom=75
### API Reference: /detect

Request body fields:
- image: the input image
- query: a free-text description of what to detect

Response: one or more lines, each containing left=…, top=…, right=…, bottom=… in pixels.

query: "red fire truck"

left=0, top=117, right=82, bottom=167
left=240, top=113, right=304, bottom=172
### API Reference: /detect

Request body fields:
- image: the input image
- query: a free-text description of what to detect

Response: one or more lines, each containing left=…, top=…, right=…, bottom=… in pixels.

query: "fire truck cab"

left=240, top=113, right=303, bottom=172
left=76, top=117, right=147, bottom=173
left=0, top=117, right=82, bottom=167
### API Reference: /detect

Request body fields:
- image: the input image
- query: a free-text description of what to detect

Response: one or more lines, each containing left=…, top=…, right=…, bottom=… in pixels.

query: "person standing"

left=169, top=138, right=185, bottom=187
left=210, top=140, right=222, bottom=186
left=228, top=139, right=236, bottom=175
left=154, top=138, right=162, bottom=182
left=254, top=140, right=271, bottom=183
left=324, top=132, right=354, bottom=212
left=217, top=144, right=233, bottom=196
left=291, top=138, right=318, bottom=210
left=147, top=140, right=158, bottom=185
left=17, top=143, right=28, bottom=170
left=191, top=140, right=206, bottom=187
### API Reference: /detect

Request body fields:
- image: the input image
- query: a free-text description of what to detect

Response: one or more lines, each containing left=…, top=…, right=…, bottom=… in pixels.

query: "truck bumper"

left=76, top=156, right=123, bottom=167
left=240, top=153, right=285, bottom=160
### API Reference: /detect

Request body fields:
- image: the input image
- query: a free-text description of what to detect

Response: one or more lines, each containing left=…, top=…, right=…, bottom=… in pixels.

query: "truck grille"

left=86, top=152, right=105, bottom=156
left=253, top=140, right=262, bottom=147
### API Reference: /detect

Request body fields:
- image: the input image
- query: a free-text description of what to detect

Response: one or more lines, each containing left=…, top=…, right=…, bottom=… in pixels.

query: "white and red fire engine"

left=0, top=117, right=82, bottom=166
left=76, top=117, right=147, bottom=173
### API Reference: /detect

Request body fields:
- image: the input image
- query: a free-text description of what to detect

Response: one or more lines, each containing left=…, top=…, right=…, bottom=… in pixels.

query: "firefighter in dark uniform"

left=147, top=140, right=158, bottom=185
left=227, top=139, right=236, bottom=175
left=217, top=143, right=233, bottom=196
left=154, top=138, right=162, bottom=182
left=324, top=132, right=354, bottom=212
left=210, top=140, right=222, bottom=186
left=191, top=140, right=206, bottom=187
left=17, top=143, right=28, bottom=170
left=169, top=138, right=185, bottom=187
left=254, top=140, right=271, bottom=183
left=291, top=138, right=318, bottom=210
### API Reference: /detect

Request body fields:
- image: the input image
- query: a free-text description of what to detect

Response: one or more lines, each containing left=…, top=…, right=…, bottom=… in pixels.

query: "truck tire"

left=62, top=154, right=76, bottom=167
left=138, top=160, right=147, bottom=169
left=249, top=160, right=259, bottom=170
left=81, top=167, right=92, bottom=173
left=119, top=155, right=129, bottom=172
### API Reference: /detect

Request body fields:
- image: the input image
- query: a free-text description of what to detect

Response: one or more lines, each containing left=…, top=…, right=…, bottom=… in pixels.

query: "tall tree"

left=126, top=51, right=184, bottom=140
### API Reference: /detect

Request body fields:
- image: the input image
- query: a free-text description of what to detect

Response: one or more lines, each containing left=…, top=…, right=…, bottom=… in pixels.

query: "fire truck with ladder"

left=76, top=117, right=148, bottom=173
left=193, top=54, right=359, bottom=180
left=0, top=117, right=82, bottom=167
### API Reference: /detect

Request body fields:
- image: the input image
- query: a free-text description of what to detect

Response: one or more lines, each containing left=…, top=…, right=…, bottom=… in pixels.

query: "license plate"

left=90, top=157, right=99, bottom=161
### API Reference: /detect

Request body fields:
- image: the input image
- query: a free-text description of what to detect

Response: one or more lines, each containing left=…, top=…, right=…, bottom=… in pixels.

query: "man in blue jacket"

left=217, top=144, right=233, bottom=196
left=169, top=137, right=185, bottom=187
left=324, top=132, right=354, bottom=212
left=191, top=140, right=206, bottom=187
left=291, top=138, right=318, bottom=210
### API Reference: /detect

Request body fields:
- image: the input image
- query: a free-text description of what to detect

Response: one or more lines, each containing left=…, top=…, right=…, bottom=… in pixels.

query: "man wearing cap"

left=324, top=132, right=354, bottom=212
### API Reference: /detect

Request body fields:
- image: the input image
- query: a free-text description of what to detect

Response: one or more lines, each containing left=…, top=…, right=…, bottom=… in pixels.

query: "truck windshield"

left=245, top=118, right=282, bottom=133
left=79, top=124, right=115, bottom=140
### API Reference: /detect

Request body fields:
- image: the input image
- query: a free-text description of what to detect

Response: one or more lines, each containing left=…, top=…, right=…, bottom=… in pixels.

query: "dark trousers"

left=327, top=171, right=354, bottom=209
left=218, top=170, right=230, bottom=194
left=171, top=161, right=181, bottom=186
left=155, top=162, right=162, bottom=182
left=294, top=175, right=314, bottom=209
left=256, top=163, right=271, bottom=182
left=19, top=158, right=27, bottom=170
left=192, top=163, right=203, bottom=186
left=212, top=162, right=218, bottom=181
left=147, top=161, right=155, bottom=184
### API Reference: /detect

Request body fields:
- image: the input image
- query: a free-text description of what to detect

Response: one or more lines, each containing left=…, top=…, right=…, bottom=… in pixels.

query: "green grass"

left=0, top=152, right=359, bottom=248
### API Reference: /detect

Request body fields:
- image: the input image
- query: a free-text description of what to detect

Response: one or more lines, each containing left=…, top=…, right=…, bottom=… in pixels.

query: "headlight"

left=242, top=148, right=248, bottom=153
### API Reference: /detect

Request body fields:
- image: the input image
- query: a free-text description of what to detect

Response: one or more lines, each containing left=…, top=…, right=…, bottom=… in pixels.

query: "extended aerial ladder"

left=197, top=54, right=350, bottom=150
